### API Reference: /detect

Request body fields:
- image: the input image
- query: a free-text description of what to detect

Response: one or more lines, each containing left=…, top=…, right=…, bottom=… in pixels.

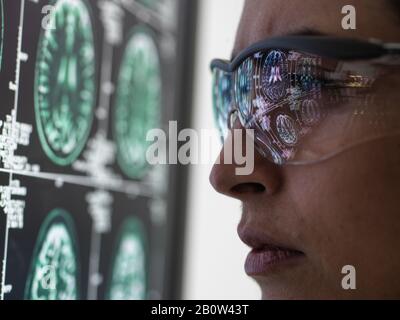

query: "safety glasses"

left=211, top=36, right=400, bottom=165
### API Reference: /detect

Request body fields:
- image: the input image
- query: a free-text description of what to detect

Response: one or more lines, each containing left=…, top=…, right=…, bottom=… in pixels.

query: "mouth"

left=238, top=227, right=305, bottom=276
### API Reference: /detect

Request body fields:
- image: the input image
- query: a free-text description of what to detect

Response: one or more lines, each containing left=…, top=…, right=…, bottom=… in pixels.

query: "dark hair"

left=392, top=0, right=400, bottom=12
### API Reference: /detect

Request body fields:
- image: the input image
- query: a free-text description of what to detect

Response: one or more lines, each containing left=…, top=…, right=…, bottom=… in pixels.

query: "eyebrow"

left=230, top=28, right=327, bottom=60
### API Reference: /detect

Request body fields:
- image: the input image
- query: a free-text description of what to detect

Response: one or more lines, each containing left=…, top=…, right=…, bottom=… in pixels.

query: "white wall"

left=182, top=0, right=261, bottom=300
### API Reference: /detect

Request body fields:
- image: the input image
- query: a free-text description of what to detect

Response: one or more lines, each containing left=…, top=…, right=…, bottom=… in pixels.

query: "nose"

left=209, top=126, right=282, bottom=200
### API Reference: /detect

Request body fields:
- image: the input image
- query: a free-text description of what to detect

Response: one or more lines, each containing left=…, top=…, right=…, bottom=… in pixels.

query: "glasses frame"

left=211, top=36, right=400, bottom=73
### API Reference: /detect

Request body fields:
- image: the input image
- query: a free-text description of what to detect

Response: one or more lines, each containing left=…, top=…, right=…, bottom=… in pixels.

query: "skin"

left=210, top=0, right=400, bottom=299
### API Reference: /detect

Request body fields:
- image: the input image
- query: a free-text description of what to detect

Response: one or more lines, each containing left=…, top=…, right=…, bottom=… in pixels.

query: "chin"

left=259, top=284, right=348, bottom=300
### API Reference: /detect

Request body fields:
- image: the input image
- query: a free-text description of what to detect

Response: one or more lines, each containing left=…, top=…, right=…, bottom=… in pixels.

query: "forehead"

left=233, top=0, right=399, bottom=58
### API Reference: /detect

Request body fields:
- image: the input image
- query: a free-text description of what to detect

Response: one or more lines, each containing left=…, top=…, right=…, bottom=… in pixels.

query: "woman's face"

left=210, top=0, right=400, bottom=299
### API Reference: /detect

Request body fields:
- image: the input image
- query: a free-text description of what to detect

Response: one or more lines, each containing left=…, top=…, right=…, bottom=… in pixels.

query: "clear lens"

left=213, top=49, right=399, bottom=165
left=234, top=57, right=254, bottom=122
left=212, top=69, right=233, bottom=142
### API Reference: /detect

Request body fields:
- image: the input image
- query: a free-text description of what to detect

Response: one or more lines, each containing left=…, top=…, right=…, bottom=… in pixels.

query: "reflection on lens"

left=296, top=55, right=320, bottom=91
left=300, top=99, right=321, bottom=126
left=212, top=69, right=233, bottom=141
left=253, top=129, right=286, bottom=165
left=234, top=58, right=253, bottom=119
left=276, top=114, right=299, bottom=146
left=252, top=50, right=326, bottom=164
left=213, top=48, right=387, bottom=166
left=262, top=50, right=288, bottom=102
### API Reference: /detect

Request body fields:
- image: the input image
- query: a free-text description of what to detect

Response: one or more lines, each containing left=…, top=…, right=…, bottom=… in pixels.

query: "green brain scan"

left=34, top=0, right=96, bottom=166
left=24, top=209, right=80, bottom=300
left=107, top=217, right=147, bottom=300
left=113, top=26, right=161, bottom=179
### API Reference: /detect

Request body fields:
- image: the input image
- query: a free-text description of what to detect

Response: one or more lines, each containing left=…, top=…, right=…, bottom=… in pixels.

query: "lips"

left=238, top=227, right=305, bottom=276
left=245, top=246, right=304, bottom=275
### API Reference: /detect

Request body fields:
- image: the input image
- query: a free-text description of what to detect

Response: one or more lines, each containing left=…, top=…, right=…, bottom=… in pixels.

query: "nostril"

left=231, top=182, right=266, bottom=194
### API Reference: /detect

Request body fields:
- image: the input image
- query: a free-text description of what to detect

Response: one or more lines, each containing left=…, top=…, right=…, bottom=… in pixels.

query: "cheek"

left=286, top=138, right=400, bottom=297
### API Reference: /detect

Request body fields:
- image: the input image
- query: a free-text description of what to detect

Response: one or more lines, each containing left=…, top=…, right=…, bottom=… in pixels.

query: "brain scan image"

left=300, top=99, right=322, bottom=127
left=261, top=50, right=288, bottom=102
left=107, top=217, right=147, bottom=300
left=24, top=209, right=80, bottom=300
left=0, top=0, right=190, bottom=301
left=113, top=26, right=161, bottom=179
left=34, top=0, right=96, bottom=166
left=275, top=114, right=299, bottom=146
